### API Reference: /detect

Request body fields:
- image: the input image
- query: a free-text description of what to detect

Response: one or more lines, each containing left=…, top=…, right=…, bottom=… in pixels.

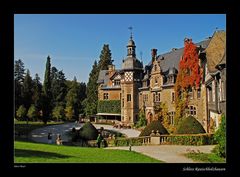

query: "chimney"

left=108, top=64, right=115, bottom=72
left=172, top=48, right=178, bottom=51
left=151, top=49, right=157, bottom=58
left=184, top=38, right=192, bottom=46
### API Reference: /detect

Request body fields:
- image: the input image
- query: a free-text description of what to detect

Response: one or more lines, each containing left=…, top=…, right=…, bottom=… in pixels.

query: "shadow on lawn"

left=15, top=149, right=71, bottom=159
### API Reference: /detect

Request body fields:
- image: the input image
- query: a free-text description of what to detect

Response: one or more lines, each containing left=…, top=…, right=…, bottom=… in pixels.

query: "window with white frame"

left=219, top=79, right=225, bottom=101
left=221, top=80, right=225, bottom=101
left=207, top=87, right=212, bottom=103
left=168, top=112, right=175, bottom=125
left=212, top=81, right=215, bottom=102
left=155, top=92, right=160, bottom=102
left=143, top=94, right=148, bottom=102
left=114, top=80, right=120, bottom=86
left=197, top=89, right=201, bottom=99
left=189, top=89, right=193, bottom=100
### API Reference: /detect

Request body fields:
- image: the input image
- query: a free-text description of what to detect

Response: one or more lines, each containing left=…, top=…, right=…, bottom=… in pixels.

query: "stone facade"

left=98, top=88, right=121, bottom=100
left=204, top=30, right=226, bottom=132
left=97, top=31, right=226, bottom=132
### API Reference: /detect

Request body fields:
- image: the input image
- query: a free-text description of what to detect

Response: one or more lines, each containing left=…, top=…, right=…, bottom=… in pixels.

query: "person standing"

left=48, top=132, right=52, bottom=144
left=96, top=133, right=103, bottom=148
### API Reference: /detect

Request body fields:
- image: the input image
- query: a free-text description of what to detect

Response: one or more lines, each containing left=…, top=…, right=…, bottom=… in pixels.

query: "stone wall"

left=98, top=88, right=121, bottom=100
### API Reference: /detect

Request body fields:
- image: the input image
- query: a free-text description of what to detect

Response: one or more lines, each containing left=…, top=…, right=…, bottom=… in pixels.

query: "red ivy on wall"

left=175, top=38, right=202, bottom=95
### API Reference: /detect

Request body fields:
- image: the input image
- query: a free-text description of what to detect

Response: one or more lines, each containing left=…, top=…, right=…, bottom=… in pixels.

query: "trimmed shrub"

left=175, top=116, right=206, bottom=134
left=114, top=137, right=143, bottom=146
left=135, top=110, right=147, bottom=128
left=213, top=114, right=226, bottom=158
left=166, top=134, right=215, bottom=145
left=78, top=122, right=98, bottom=140
left=139, top=120, right=169, bottom=136
left=113, top=134, right=215, bottom=147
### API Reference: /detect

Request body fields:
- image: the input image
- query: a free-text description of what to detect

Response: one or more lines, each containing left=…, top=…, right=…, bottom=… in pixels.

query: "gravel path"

left=29, top=122, right=215, bottom=163
left=29, top=122, right=141, bottom=144
left=106, top=145, right=216, bottom=163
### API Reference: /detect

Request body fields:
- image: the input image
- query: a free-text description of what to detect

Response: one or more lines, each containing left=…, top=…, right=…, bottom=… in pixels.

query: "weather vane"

left=128, top=26, right=133, bottom=39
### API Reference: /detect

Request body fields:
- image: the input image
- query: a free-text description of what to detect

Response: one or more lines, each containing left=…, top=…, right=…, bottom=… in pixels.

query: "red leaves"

left=175, top=39, right=202, bottom=91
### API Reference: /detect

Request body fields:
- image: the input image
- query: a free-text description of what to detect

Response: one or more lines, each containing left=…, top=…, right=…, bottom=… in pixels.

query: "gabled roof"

left=109, top=70, right=121, bottom=80
left=147, top=39, right=210, bottom=73
left=216, top=50, right=226, bottom=70
left=206, top=30, right=226, bottom=73
left=97, top=70, right=109, bottom=85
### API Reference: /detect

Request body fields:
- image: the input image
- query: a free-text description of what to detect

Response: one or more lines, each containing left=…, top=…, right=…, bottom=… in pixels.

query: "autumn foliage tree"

left=174, top=38, right=203, bottom=125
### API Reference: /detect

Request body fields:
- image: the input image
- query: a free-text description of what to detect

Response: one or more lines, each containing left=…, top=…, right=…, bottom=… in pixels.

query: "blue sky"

left=14, top=14, right=226, bottom=83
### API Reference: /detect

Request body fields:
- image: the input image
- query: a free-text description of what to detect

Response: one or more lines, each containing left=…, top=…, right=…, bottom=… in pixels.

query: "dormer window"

left=113, top=80, right=120, bottom=86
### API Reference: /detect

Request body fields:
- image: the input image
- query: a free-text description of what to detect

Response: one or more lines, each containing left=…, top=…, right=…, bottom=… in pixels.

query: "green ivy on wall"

left=97, top=100, right=121, bottom=114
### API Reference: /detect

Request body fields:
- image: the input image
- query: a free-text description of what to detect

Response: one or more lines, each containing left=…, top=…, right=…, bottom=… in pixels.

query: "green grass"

left=14, top=141, right=163, bottom=163
left=185, top=153, right=226, bottom=163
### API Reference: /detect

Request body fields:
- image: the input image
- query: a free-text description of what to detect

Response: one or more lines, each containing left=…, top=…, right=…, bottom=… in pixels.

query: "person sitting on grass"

left=56, top=134, right=62, bottom=145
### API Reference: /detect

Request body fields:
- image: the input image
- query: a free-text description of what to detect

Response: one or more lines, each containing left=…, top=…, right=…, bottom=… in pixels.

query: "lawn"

left=185, top=152, right=226, bottom=163
left=14, top=141, right=162, bottom=163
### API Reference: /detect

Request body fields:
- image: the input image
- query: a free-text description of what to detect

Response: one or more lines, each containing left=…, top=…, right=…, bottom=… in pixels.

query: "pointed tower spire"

left=128, top=26, right=133, bottom=39
left=127, top=26, right=136, bottom=57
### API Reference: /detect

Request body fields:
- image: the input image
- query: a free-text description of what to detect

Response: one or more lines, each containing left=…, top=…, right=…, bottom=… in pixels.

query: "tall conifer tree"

left=84, top=44, right=112, bottom=116
left=42, top=56, right=52, bottom=124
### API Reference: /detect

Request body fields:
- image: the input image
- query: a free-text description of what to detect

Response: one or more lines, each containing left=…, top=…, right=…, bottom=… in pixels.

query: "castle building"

left=204, top=30, right=226, bottom=132
left=97, top=30, right=226, bottom=132
left=138, top=38, right=210, bottom=131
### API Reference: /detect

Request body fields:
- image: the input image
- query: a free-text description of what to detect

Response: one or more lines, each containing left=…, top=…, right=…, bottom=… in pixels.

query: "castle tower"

left=120, top=31, right=143, bottom=125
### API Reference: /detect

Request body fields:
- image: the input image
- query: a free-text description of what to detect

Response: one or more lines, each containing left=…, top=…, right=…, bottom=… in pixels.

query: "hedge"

left=113, top=134, right=216, bottom=146
left=114, top=137, right=144, bottom=146
left=166, top=134, right=216, bottom=145
left=97, top=100, right=121, bottom=114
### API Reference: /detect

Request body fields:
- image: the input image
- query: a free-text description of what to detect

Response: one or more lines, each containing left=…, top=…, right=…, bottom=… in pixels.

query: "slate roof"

left=216, top=50, right=226, bottom=70
left=98, top=37, right=212, bottom=87
left=97, top=70, right=109, bottom=85
left=122, top=56, right=143, bottom=70
left=206, top=30, right=226, bottom=73
left=218, top=52, right=226, bottom=65
left=148, top=39, right=211, bottom=73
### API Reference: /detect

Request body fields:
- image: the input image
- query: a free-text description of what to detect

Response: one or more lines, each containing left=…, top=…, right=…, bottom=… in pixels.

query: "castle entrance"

left=147, top=112, right=153, bottom=124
